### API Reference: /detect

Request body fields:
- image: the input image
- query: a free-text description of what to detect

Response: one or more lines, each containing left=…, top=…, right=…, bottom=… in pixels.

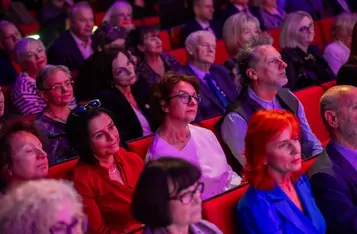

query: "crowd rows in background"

left=0, top=0, right=357, bottom=234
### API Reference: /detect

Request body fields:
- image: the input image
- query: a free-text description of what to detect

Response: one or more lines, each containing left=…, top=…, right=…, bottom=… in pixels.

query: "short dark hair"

left=131, top=157, right=201, bottom=227
left=150, top=73, right=200, bottom=121
left=66, top=106, right=118, bottom=165
left=92, top=22, right=127, bottom=52
left=0, top=121, right=42, bottom=178
left=125, top=25, right=160, bottom=57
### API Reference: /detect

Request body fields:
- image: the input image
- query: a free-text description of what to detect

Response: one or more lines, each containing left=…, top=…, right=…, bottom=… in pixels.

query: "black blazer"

left=181, top=19, right=222, bottom=45
left=97, top=79, right=159, bottom=145
left=337, top=57, right=357, bottom=87
left=218, top=3, right=261, bottom=25
left=47, top=30, right=86, bottom=71
left=178, top=63, right=238, bottom=122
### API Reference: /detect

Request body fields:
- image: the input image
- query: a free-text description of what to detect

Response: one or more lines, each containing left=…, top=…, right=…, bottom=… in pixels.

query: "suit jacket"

left=285, top=0, right=325, bottom=20
left=178, top=63, right=238, bottom=122
left=238, top=175, right=326, bottom=234
left=181, top=19, right=222, bottom=45
left=218, top=3, right=261, bottom=25
left=324, top=0, right=357, bottom=16
left=47, top=30, right=86, bottom=71
left=309, top=142, right=357, bottom=234
left=336, top=57, right=357, bottom=87
left=143, top=220, right=222, bottom=234
left=97, top=79, right=160, bottom=145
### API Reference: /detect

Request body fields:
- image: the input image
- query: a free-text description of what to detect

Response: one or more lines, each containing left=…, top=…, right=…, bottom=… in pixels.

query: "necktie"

left=204, top=73, right=230, bottom=108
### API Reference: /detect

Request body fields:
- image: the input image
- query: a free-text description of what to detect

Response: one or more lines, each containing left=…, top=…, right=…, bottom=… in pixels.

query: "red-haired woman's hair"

left=244, top=110, right=300, bottom=190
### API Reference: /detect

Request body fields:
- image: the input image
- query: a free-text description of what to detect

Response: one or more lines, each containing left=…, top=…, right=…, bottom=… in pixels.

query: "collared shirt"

left=221, top=88, right=323, bottom=166
left=195, top=18, right=216, bottom=38
left=323, top=40, right=350, bottom=76
left=69, top=31, right=93, bottom=60
left=330, top=140, right=357, bottom=170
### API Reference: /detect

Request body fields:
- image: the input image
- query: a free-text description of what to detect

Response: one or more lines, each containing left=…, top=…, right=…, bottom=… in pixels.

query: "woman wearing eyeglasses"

left=279, top=11, right=334, bottom=91
left=34, top=65, right=77, bottom=165
left=66, top=101, right=144, bottom=234
left=146, top=74, right=242, bottom=200
left=132, top=157, right=223, bottom=234
left=97, top=47, right=159, bottom=144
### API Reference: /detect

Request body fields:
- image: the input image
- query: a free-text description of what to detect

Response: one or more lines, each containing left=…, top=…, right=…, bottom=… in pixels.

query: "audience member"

left=75, top=22, right=128, bottom=102
left=254, top=0, right=286, bottom=30
left=67, top=102, right=144, bottom=234
left=147, top=74, right=242, bottom=200
left=219, top=0, right=260, bottom=24
left=10, top=38, right=47, bottom=116
left=181, top=0, right=222, bottom=45
left=324, top=13, right=357, bottom=76
left=0, top=121, right=48, bottom=193
left=0, top=179, right=86, bottom=234
left=337, top=22, right=357, bottom=86
left=97, top=47, right=159, bottom=144
left=237, top=110, right=326, bottom=234
left=221, top=37, right=322, bottom=167
left=280, top=11, right=335, bottom=91
left=324, top=0, right=357, bottom=16
left=132, top=157, right=223, bottom=234
left=180, top=30, right=237, bottom=121
left=309, top=85, right=357, bottom=234
left=34, top=65, right=77, bottom=166
left=0, top=0, right=38, bottom=25
left=102, top=0, right=134, bottom=31
left=284, top=0, right=325, bottom=20
left=126, top=25, right=182, bottom=86
left=48, top=1, right=94, bottom=71
left=0, top=20, right=20, bottom=85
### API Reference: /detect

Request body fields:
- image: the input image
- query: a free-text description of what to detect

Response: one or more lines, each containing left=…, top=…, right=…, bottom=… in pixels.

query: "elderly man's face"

left=249, top=45, right=288, bottom=89
left=195, top=0, right=214, bottom=21
left=0, top=23, right=21, bottom=53
left=193, top=34, right=216, bottom=64
left=71, top=7, right=94, bottom=38
left=335, top=90, right=357, bottom=141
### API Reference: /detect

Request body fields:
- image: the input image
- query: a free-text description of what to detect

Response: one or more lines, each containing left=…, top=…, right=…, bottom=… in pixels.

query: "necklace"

left=46, top=108, right=70, bottom=123
left=108, top=165, right=117, bottom=175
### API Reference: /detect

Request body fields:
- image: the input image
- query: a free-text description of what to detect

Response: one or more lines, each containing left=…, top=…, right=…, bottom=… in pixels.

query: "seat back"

left=320, top=80, right=336, bottom=91
left=160, top=31, right=172, bottom=52
left=127, top=135, right=154, bottom=161
left=170, top=25, right=184, bottom=48
left=48, top=158, right=79, bottom=180
left=268, top=28, right=281, bottom=51
left=295, top=86, right=329, bottom=146
left=142, top=16, right=160, bottom=26
left=319, top=17, right=334, bottom=45
left=202, top=184, right=249, bottom=234
left=313, top=21, right=325, bottom=51
left=214, top=40, right=230, bottom=65
left=292, top=155, right=318, bottom=180
left=169, top=48, right=187, bottom=65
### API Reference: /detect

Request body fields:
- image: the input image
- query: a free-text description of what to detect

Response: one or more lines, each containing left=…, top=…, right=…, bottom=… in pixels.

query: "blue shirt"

left=330, top=140, right=357, bottom=170
left=221, top=88, right=323, bottom=166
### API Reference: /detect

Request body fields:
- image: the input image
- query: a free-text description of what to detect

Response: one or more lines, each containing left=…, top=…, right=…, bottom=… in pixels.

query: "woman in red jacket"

left=66, top=99, right=144, bottom=234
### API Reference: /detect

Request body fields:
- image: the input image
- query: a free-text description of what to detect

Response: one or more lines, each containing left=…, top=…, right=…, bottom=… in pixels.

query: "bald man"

left=309, top=85, right=357, bottom=234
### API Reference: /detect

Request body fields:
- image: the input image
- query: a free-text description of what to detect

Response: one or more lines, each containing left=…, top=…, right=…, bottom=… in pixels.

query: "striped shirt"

left=11, top=72, right=47, bottom=116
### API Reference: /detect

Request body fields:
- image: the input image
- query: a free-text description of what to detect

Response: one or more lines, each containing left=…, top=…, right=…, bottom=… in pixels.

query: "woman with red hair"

left=237, top=110, right=326, bottom=234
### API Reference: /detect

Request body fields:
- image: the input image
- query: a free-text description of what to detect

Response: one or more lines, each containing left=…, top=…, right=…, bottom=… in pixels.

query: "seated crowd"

left=1, top=0, right=357, bottom=233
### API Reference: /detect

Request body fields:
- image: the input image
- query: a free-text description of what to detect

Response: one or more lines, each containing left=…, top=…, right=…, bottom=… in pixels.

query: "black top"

left=337, top=57, right=357, bottom=87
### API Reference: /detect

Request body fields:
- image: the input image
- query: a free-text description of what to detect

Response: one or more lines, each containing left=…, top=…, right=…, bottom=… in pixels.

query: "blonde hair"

left=102, top=0, right=132, bottom=25
left=223, top=13, right=261, bottom=57
left=280, top=11, right=313, bottom=48
left=13, top=38, right=46, bottom=67
left=0, top=179, right=84, bottom=234
left=331, top=13, right=357, bottom=41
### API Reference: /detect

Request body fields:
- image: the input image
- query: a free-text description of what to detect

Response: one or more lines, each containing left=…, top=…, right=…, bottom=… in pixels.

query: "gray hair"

left=36, top=65, right=72, bottom=90
left=280, top=11, right=313, bottom=48
left=102, top=0, right=132, bottom=25
left=13, top=38, right=46, bottom=67
left=185, top=30, right=215, bottom=57
left=331, top=13, right=357, bottom=41
left=69, top=1, right=93, bottom=21
left=0, top=179, right=84, bottom=234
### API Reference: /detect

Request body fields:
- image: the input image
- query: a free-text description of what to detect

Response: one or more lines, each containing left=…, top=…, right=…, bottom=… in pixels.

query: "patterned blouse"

left=136, top=52, right=182, bottom=86
left=34, top=113, right=76, bottom=165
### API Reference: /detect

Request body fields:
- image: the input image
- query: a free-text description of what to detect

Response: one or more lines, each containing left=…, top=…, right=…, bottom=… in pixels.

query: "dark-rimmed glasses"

left=49, top=216, right=88, bottom=234
left=42, top=80, right=74, bottom=92
left=168, top=92, right=202, bottom=104
left=299, top=23, right=314, bottom=33
left=73, top=99, right=101, bottom=116
left=169, top=182, right=204, bottom=204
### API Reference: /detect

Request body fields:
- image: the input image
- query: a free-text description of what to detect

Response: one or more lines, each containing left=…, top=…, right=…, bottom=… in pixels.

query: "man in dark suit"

left=181, top=0, right=222, bottom=45
left=324, top=0, right=357, bottom=16
left=218, top=0, right=260, bottom=24
left=309, top=85, right=357, bottom=234
left=179, top=30, right=237, bottom=122
left=47, top=1, right=94, bottom=72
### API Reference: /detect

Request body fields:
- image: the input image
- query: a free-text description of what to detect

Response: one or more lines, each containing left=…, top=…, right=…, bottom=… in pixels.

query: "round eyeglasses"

left=168, top=92, right=202, bottom=104
left=168, top=182, right=204, bottom=205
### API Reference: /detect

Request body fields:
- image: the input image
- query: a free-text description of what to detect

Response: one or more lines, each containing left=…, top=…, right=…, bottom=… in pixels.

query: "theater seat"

left=319, top=17, right=334, bottom=45
left=19, top=23, right=40, bottom=36
left=202, top=183, right=249, bottom=234
left=170, top=25, right=184, bottom=48
left=214, top=40, right=230, bottom=65
left=313, top=21, right=325, bottom=51
left=48, top=158, right=78, bottom=180
left=169, top=48, right=187, bottom=65
left=320, top=80, right=336, bottom=91
left=268, top=28, right=281, bottom=52
left=95, top=12, right=105, bottom=24
left=160, top=31, right=172, bottom=52
left=143, top=16, right=160, bottom=26
left=127, top=135, right=154, bottom=161
left=292, top=155, right=318, bottom=180
left=295, top=86, right=330, bottom=146
left=199, top=115, right=222, bottom=132
left=1, top=85, right=11, bottom=107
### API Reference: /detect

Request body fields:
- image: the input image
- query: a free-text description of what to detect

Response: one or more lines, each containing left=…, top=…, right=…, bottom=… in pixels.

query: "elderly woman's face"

left=163, top=81, right=199, bottom=123
left=9, top=131, right=48, bottom=180
left=265, top=126, right=302, bottom=174
left=297, top=16, right=315, bottom=46
left=113, top=7, right=133, bottom=29
left=168, top=181, right=203, bottom=226
left=193, top=34, right=216, bottom=64
left=41, top=70, right=74, bottom=107
left=112, top=52, right=136, bottom=87
left=0, top=23, right=21, bottom=53
left=0, top=88, right=4, bottom=118
left=237, top=22, right=259, bottom=48
left=22, top=42, right=47, bottom=76
left=140, top=31, right=162, bottom=55
left=88, top=113, right=120, bottom=159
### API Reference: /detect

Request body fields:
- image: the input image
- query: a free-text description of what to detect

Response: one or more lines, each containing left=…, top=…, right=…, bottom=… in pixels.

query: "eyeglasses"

left=73, top=99, right=101, bottom=116
left=49, top=216, right=88, bottom=234
left=169, top=182, right=204, bottom=205
left=299, top=23, right=314, bottom=33
left=168, top=92, right=202, bottom=104
left=42, top=80, right=74, bottom=92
